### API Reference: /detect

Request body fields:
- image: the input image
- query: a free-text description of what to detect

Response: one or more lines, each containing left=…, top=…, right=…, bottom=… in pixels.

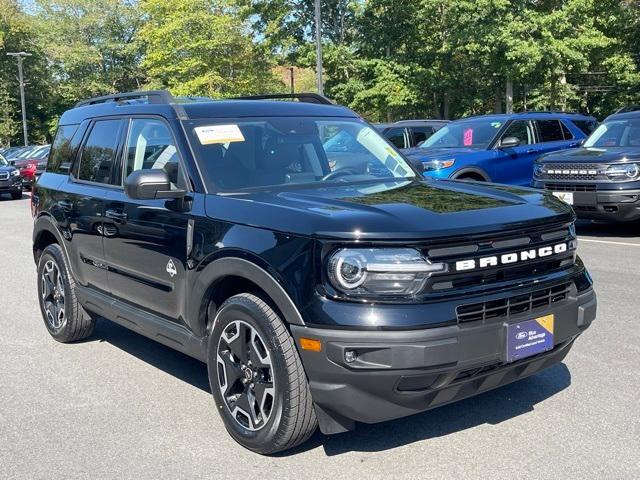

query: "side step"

left=76, top=285, right=207, bottom=362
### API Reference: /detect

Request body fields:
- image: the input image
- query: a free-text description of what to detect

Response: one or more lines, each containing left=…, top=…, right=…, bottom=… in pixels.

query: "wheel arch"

left=192, top=256, right=306, bottom=338
left=32, top=214, right=65, bottom=264
left=451, top=167, right=491, bottom=181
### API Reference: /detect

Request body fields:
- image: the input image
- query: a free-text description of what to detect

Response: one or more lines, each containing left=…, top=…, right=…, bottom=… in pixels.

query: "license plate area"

left=506, top=314, right=554, bottom=363
left=552, top=191, right=573, bottom=205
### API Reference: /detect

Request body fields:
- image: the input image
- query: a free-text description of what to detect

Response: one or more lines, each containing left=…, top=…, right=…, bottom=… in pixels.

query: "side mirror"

left=124, top=169, right=186, bottom=200
left=8, top=160, right=15, bottom=166
left=499, top=136, right=521, bottom=148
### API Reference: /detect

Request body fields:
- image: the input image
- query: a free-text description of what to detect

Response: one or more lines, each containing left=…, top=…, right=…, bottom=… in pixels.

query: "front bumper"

left=533, top=181, right=640, bottom=222
left=291, top=287, right=596, bottom=434
left=0, top=177, right=23, bottom=193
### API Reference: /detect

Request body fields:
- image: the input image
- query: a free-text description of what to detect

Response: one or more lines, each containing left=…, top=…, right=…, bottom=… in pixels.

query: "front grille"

left=542, top=163, right=601, bottom=181
left=456, top=282, right=572, bottom=323
left=0, top=172, right=9, bottom=181
left=421, top=224, right=576, bottom=295
left=545, top=183, right=597, bottom=192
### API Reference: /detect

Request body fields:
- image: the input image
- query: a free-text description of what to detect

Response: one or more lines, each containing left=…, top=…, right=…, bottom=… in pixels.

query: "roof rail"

left=614, top=105, right=640, bottom=114
left=233, top=93, right=334, bottom=105
left=75, top=90, right=176, bottom=108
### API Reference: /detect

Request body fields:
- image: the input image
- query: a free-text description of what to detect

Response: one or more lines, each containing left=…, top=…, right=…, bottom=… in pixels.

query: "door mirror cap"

left=499, top=136, right=521, bottom=148
left=124, top=169, right=186, bottom=200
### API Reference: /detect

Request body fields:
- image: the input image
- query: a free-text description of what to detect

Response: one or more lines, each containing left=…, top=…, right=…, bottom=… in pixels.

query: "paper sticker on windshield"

left=195, top=125, right=245, bottom=145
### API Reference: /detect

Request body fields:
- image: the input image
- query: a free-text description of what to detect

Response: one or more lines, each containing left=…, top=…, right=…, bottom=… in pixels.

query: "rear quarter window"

left=572, top=120, right=598, bottom=135
left=47, top=124, right=80, bottom=174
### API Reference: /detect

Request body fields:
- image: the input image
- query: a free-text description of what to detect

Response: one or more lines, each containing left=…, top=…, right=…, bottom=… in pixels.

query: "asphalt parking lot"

left=1, top=193, right=639, bottom=480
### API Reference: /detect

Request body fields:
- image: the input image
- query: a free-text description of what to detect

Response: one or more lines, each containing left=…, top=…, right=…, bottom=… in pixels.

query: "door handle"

left=105, top=209, right=128, bottom=223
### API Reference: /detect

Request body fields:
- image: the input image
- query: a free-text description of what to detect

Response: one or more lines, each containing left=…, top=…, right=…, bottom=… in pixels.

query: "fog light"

left=345, top=350, right=358, bottom=363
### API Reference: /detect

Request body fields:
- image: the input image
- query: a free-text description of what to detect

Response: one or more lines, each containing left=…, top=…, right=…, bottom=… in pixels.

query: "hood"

left=403, top=147, right=485, bottom=162
left=0, top=164, right=17, bottom=173
left=205, top=179, right=573, bottom=240
left=538, top=147, right=640, bottom=164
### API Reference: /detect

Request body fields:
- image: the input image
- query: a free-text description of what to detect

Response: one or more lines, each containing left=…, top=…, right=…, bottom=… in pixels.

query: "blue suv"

left=404, top=112, right=597, bottom=186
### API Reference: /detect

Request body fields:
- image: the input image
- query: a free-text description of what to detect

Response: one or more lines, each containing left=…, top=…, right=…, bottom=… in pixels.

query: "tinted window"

left=501, top=121, right=534, bottom=145
left=125, top=119, right=182, bottom=189
left=537, top=120, right=565, bottom=142
left=410, top=126, right=436, bottom=145
left=573, top=120, right=598, bottom=135
left=560, top=121, right=574, bottom=140
left=49, top=126, right=79, bottom=174
left=384, top=128, right=406, bottom=148
left=77, top=120, right=121, bottom=184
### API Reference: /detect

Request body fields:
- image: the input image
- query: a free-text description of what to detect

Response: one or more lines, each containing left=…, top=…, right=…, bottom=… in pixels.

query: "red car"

left=13, top=145, right=50, bottom=188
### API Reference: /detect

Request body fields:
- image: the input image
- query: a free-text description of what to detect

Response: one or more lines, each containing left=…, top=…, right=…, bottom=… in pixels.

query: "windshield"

left=185, top=117, right=416, bottom=191
left=584, top=119, right=640, bottom=148
left=420, top=119, right=503, bottom=149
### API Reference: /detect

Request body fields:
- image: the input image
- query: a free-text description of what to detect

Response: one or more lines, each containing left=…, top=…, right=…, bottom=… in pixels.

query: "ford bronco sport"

left=32, top=91, right=597, bottom=454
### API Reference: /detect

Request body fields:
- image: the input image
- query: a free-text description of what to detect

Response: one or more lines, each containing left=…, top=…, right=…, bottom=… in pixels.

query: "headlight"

left=423, top=159, right=455, bottom=172
left=606, top=163, right=640, bottom=181
left=327, top=248, right=447, bottom=297
left=10, top=169, right=20, bottom=177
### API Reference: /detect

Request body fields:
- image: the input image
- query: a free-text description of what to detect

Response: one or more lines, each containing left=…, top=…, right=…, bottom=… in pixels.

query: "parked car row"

left=378, top=108, right=639, bottom=222
left=0, top=144, right=50, bottom=199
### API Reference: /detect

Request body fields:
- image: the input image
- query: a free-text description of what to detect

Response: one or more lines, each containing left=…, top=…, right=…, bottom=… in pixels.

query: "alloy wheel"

left=216, top=320, right=275, bottom=431
left=41, top=259, right=66, bottom=330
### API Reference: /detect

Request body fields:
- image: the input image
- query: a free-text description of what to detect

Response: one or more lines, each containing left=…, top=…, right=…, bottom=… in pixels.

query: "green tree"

left=138, top=0, right=284, bottom=98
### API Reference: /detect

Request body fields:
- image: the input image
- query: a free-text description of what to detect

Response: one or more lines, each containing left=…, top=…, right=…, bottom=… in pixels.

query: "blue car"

left=404, top=112, right=597, bottom=186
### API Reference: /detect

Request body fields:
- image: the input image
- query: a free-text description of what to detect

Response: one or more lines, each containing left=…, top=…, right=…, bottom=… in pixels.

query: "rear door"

left=491, top=120, right=537, bottom=186
left=102, top=116, right=191, bottom=324
left=534, top=119, right=576, bottom=158
left=62, top=118, right=125, bottom=292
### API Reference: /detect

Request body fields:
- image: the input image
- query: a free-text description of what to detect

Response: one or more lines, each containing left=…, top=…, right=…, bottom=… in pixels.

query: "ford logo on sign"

left=516, top=331, right=528, bottom=340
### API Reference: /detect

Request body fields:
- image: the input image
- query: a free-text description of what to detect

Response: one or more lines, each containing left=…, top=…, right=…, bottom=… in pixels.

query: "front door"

left=102, top=117, right=191, bottom=324
left=491, top=120, right=538, bottom=186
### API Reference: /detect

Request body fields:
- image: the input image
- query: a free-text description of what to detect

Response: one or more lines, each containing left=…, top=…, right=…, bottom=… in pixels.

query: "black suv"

left=533, top=110, right=640, bottom=221
left=32, top=91, right=596, bottom=454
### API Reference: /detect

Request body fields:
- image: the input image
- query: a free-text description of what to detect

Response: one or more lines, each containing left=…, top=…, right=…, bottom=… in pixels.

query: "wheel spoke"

left=219, top=352, right=243, bottom=394
left=227, top=322, right=249, bottom=364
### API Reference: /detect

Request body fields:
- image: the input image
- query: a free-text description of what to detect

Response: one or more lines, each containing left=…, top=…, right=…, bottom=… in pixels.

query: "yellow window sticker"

left=195, top=125, right=245, bottom=145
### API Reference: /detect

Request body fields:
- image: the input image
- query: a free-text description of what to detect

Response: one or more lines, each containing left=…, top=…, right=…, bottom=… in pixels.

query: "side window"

left=77, top=120, right=122, bottom=184
left=572, top=120, right=598, bottom=135
left=536, top=120, right=565, bottom=142
left=125, top=119, right=182, bottom=189
left=384, top=128, right=406, bottom=149
left=560, top=121, right=574, bottom=140
left=411, top=126, right=435, bottom=145
left=48, top=124, right=79, bottom=174
left=501, top=121, right=534, bottom=145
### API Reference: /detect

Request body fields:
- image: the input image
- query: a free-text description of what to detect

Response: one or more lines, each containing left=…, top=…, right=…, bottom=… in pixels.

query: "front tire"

left=37, top=244, right=95, bottom=342
left=208, top=293, right=317, bottom=454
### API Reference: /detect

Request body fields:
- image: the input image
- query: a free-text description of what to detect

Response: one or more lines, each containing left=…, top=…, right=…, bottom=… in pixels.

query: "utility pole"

left=289, top=67, right=295, bottom=94
left=314, top=0, right=324, bottom=95
left=7, top=52, right=32, bottom=146
left=505, top=76, right=514, bottom=114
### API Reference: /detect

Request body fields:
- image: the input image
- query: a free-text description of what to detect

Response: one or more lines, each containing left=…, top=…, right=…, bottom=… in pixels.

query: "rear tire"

left=37, top=244, right=95, bottom=342
left=11, top=190, right=22, bottom=200
left=208, top=293, right=317, bottom=454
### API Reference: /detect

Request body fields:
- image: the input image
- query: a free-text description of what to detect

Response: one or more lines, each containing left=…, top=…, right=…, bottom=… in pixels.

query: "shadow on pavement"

left=90, top=318, right=211, bottom=393
left=576, top=219, right=640, bottom=238
left=88, top=317, right=571, bottom=456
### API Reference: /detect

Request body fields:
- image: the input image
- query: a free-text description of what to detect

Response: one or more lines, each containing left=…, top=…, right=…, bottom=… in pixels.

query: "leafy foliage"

left=0, top=0, right=639, bottom=145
